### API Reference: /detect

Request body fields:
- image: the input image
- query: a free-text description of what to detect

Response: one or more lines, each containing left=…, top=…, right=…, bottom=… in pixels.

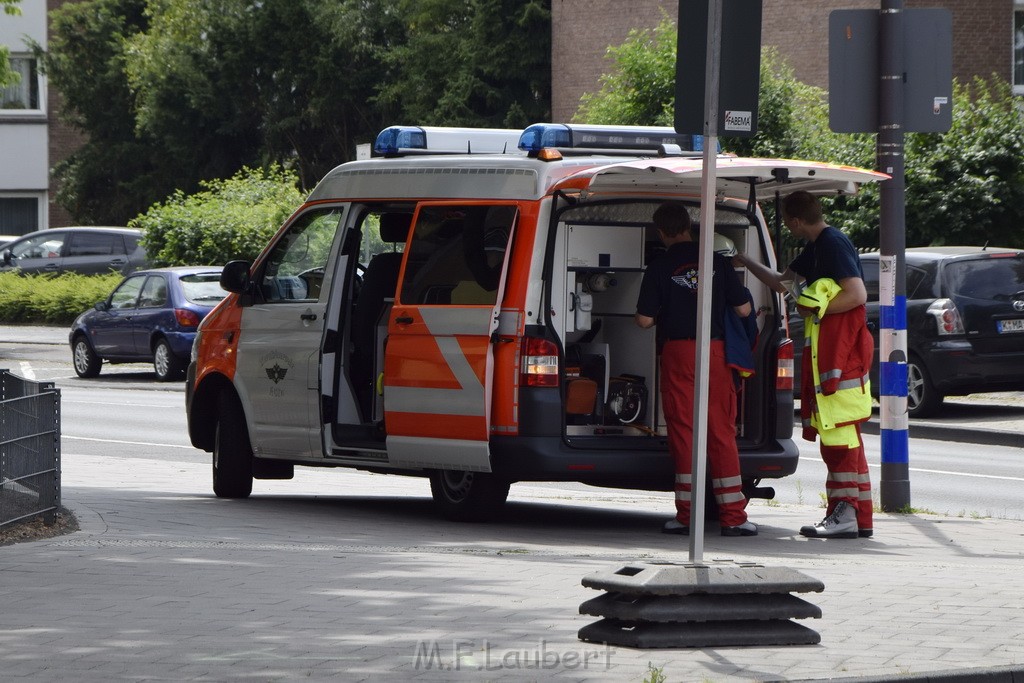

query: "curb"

left=859, top=418, right=1021, bottom=449
left=794, top=663, right=1024, bottom=682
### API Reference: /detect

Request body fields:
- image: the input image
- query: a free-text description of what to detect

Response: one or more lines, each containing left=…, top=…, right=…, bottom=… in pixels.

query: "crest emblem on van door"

left=259, top=351, right=294, bottom=387
left=266, top=364, right=288, bottom=383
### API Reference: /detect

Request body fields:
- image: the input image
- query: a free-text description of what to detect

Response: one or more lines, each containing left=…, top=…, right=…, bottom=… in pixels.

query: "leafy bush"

left=130, top=165, right=304, bottom=267
left=0, top=272, right=122, bottom=324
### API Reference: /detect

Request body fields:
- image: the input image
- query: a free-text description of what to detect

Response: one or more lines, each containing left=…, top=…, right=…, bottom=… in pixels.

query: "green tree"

left=33, top=0, right=183, bottom=225
left=574, top=16, right=676, bottom=127
left=124, top=0, right=405, bottom=190
left=376, top=0, right=551, bottom=128
left=573, top=16, right=839, bottom=159
left=1, top=0, right=22, bottom=87
left=42, top=0, right=551, bottom=226
left=129, top=165, right=303, bottom=267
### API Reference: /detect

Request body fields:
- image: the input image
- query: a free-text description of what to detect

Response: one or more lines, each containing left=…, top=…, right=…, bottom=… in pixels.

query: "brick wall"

left=553, top=0, right=1013, bottom=122
left=46, top=0, right=85, bottom=228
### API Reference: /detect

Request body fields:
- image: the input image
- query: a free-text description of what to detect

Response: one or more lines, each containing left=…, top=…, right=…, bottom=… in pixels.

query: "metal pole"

left=877, top=0, right=911, bottom=510
left=690, top=0, right=724, bottom=564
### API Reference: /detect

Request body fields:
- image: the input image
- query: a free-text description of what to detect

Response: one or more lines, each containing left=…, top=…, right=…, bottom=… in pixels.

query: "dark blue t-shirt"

left=636, top=242, right=749, bottom=339
left=789, top=226, right=863, bottom=284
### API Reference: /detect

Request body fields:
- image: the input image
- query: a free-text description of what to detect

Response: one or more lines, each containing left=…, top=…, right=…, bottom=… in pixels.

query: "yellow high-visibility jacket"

left=797, top=278, right=874, bottom=447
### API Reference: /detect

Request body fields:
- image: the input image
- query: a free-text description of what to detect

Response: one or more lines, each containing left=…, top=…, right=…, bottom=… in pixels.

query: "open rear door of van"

left=555, top=156, right=888, bottom=200
left=382, top=202, right=516, bottom=472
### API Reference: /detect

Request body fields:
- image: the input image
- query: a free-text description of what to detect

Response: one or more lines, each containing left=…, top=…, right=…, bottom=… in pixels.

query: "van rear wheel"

left=429, top=470, right=510, bottom=522
left=213, top=393, right=253, bottom=498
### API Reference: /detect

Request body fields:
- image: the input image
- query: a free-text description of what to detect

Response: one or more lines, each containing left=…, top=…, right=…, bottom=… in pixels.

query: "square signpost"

left=675, top=0, right=761, bottom=568
left=829, top=3, right=952, bottom=511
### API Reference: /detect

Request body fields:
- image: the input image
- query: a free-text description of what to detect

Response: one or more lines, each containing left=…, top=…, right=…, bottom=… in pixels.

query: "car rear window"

left=944, top=256, right=1024, bottom=299
left=180, top=273, right=229, bottom=304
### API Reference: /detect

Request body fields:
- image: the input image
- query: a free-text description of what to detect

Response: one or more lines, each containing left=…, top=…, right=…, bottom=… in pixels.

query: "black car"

left=792, top=246, right=1024, bottom=418
left=0, top=227, right=148, bottom=276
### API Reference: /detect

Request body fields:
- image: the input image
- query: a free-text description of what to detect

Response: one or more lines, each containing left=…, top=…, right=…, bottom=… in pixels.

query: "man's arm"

left=733, top=252, right=794, bottom=295
left=634, top=313, right=656, bottom=329
left=732, top=301, right=752, bottom=318
left=823, top=276, right=867, bottom=314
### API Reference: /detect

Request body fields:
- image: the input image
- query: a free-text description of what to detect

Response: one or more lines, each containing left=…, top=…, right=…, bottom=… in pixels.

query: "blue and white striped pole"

left=877, top=0, right=911, bottom=510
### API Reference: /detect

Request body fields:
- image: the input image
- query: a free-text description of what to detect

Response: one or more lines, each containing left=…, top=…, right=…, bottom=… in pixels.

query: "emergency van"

left=186, top=123, right=885, bottom=521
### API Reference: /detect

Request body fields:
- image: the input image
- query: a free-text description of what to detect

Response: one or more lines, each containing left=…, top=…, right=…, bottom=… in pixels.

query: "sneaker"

left=662, top=519, right=690, bottom=535
left=859, top=528, right=873, bottom=538
left=800, top=500, right=858, bottom=539
left=721, top=520, right=758, bottom=537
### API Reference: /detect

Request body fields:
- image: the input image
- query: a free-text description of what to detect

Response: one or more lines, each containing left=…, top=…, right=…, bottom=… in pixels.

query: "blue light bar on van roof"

left=373, top=126, right=523, bottom=157
left=518, top=123, right=706, bottom=154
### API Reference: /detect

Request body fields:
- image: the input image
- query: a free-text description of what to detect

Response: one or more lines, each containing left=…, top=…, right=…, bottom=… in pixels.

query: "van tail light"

left=776, top=338, right=794, bottom=393
left=175, top=308, right=202, bottom=328
left=521, top=336, right=559, bottom=387
left=926, top=299, right=964, bottom=335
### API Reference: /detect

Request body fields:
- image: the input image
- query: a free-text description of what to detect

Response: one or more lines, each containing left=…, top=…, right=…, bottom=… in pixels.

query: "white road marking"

left=62, top=435, right=194, bottom=449
left=799, top=456, right=1024, bottom=482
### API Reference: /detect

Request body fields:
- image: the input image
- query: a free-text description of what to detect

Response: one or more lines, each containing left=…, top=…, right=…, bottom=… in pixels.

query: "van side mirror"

left=220, top=260, right=252, bottom=293
left=94, top=301, right=109, bottom=312
left=2, top=250, right=11, bottom=266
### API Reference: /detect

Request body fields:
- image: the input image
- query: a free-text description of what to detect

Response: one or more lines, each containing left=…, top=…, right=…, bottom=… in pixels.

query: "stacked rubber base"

left=578, top=560, right=824, bottom=648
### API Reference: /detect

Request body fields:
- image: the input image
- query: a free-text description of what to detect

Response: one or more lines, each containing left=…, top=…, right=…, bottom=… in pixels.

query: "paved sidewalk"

left=2, top=452, right=1023, bottom=682
left=3, top=324, right=1024, bottom=681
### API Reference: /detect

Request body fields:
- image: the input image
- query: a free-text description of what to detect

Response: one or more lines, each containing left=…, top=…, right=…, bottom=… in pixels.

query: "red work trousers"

left=660, top=339, right=748, bottom=528
left=821, top=427, right=873, bottom=532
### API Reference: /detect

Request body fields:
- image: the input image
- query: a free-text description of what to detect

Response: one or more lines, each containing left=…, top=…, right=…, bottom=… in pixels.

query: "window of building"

left=1, top=56, right=40, bottom=111
left=1014, top=4, right=1024, bottom=93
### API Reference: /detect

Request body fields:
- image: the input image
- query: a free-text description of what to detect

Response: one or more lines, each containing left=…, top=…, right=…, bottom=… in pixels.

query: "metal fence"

left=0, top=369, right=61, bottom=527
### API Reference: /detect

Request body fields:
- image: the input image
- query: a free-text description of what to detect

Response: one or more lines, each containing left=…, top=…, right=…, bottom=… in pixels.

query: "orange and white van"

left=186, top=123, right=885, bottom=520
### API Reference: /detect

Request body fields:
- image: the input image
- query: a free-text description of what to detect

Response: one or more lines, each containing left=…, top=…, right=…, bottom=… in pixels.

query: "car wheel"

left=153, top=338, right=185, bottom=381
left=428, top=470, right=510, bottom=522
left=212, top=392, right=253, bottom=498
left=71, top=336, right=102, bottom=378
left=907, top=354, right=943, bottom=419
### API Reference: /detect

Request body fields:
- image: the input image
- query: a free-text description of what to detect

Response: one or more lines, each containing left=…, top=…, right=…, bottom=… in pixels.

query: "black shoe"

left=662, top=519, right=690, bottom=535
left=858, top=528, right=873, bottom=538
left=721, top=520, right=758, bottom=537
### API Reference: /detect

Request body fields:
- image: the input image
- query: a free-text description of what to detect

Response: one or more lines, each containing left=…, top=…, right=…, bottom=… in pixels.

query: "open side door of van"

left=382, top=203, right=517, bottom=472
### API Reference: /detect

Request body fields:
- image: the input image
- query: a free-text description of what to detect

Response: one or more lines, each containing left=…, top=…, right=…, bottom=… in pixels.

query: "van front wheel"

left=429, top=470, right=510, bottom=522
left=213, top=393, right=253, bottom=498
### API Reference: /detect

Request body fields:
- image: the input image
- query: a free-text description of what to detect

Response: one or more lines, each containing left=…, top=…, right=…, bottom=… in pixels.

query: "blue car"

left=70, top=266, right=227, bottom=381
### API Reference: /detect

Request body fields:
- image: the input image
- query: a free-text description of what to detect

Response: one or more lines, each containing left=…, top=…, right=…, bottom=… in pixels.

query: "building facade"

left=0, top=0, right=48, bottom=235
left=0, top=0, right=78, bottom=236
left=552, top=0, right=1018, bottom=123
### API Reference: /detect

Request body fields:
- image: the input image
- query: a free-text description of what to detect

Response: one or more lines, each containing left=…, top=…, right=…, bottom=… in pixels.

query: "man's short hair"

left=652, top=202, right=692, bottom=238
left=781, top=191, right=823, bottom=224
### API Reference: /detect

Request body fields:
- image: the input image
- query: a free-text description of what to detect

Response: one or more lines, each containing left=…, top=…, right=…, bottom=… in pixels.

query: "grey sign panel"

left=829, top=8, right=952, bottom=134
left=904, top=9, right=953, bottom=133
left=829, top=10, right=878, bottom=134
left=675, top=0, right=763, bottom=138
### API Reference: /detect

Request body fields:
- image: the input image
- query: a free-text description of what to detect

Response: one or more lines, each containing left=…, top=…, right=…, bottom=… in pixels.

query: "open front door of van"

left=383, top=203, right=517, bottom=472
